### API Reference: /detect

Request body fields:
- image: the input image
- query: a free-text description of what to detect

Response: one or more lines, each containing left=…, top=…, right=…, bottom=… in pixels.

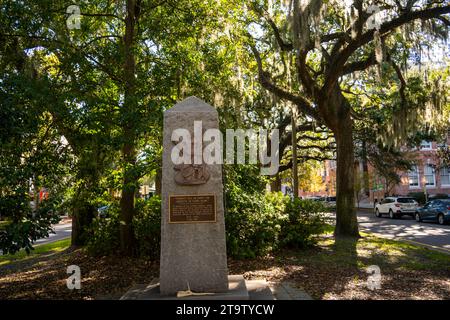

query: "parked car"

left=97, top=205, right=110, bottom=218
left=325, top=196, right=336, bottom=206
left=375, top=197, right=418, bottom=219
left=305, top=196, right=322, bottom=201
left=415, top=199, right=450, bottom=225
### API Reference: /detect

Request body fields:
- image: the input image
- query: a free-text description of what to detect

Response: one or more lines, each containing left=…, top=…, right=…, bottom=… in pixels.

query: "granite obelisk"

left=159, top=96, right=228, bottom=295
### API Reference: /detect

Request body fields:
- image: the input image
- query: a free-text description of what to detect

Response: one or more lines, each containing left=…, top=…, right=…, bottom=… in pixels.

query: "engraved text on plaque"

left=169, top=194, right=216, bottom=223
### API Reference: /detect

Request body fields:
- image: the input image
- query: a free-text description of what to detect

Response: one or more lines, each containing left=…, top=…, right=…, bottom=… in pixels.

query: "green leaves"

left=0, top=199, right=61, bottom=255
left=224, top=165, right=327, bottom=258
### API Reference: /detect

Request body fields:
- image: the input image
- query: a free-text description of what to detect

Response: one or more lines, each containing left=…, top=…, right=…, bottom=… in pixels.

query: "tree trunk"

left=270, top=174, right=282, bottom=192
left=71, top=204, right=95, bottom=246
left=71, top=208, right=81, bottom=246
left=361, top=140, right=370, bottom=196
left=119, top=136, right=137, bottom=255
left=71, top=190, right=95, bottom=246
left=291, top=107, right=298, bottom=199
left=334, top=110, right=360, bottom=238
left=119, top=0, right=138, bottom=256
left=155, top=167, right=162, bottom=196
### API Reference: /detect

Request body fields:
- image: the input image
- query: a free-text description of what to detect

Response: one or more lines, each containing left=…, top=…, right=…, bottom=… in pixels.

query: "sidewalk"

left=356, top=202, right=375, bottom=209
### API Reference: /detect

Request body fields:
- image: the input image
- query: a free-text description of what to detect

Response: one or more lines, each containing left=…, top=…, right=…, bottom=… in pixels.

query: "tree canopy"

left=0, top=0, right=448, bottom=253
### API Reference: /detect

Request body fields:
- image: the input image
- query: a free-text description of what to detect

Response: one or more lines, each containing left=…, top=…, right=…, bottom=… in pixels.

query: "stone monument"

left=159, top=96, right=228, bottom=295
left=121, top=96, right=273, bottom=300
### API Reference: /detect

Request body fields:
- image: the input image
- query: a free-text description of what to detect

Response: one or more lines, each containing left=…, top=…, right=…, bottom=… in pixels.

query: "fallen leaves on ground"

left=0, top=235, right=449, bottom=300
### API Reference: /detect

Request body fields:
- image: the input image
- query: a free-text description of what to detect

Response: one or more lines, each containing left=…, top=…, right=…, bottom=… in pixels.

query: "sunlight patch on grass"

left=301, top=228, right=450, bottom=273
left=0, top=238, right=71, bottom=266
left=355, top=247, right=374, bottom=258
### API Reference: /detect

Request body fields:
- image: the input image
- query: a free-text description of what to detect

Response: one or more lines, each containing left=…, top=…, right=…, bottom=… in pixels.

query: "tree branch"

left=279, top=155, right=335, bottom=172
left=265, top=15, right=293, bottom=51
left=391, top=60, right=407, bottom=106
left=249, top=42, right=319, bottom=120
left=279, top=124, right=332, bottom=157
left=342, top=52, right=377, bottom=74
left=323, top=4, right=450, bottom=96
left=78, top=12, right=125, bottom=22
left=343, top=47, right=392, bottom=75
left=437, top=16, right=450, bottom=26
left=297, top=49, right=318, bottom=97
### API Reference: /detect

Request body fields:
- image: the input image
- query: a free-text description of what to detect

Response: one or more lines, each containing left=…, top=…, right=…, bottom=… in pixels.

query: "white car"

left=375, top=197, right=418, bottom=219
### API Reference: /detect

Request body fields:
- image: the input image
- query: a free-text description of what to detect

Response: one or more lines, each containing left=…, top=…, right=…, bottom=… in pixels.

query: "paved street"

left=45, top=214, right=449, bottom=254
left=357, top=210, right=450, bottom=254
left=3, top=212, right=450, bottom=256
left=29, top=213, right=450, bottom=254
left=34, top=222, right=72, bottom=246
left=0, top=221, right=72, bottom=255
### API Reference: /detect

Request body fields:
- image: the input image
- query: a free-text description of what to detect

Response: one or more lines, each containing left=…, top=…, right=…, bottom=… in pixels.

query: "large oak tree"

left=246, top=0, right=449, bottom=237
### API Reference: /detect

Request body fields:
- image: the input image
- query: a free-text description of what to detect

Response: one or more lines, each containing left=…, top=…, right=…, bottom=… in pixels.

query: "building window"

left=441, top=167, right=450, bottom=186
left=408, top=165, right=419, bottom=188
left=424, top=165, right=435, bottom=187
left=420, top=140, right=432, bottom=150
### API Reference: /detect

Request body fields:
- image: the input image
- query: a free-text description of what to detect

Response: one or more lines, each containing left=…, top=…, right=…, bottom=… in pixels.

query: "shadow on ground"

left=1, top=234, right=449, bottom=299
left=229, top=235, right=450, bottom=300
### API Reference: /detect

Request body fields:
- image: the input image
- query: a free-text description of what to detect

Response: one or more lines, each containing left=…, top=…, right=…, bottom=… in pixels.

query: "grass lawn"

left=0, top=238, right=71, bottom=267
left=230, top=228, right=450, bottom=299
left=0, top=230, right=448, bottom=299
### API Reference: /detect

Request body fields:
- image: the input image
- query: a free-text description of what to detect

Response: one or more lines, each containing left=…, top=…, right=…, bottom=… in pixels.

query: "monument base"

left=120, top=275, right=274, bottom=300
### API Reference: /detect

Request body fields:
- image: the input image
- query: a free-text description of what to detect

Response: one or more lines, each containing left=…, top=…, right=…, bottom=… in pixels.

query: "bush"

left=86, top=168, right=327, bottom=259
left=87, top=189, right=327, bottom=259
left=0, top=196, right=61, bottom=254
left=225, top=187, right=327, bottom=258
left=86, top=203, right=120, bottom=256
left=280, top=199, right=327, bottom=249
left=223, top=165, right=328, bottom=258
left=86, top=196, right=161, bottom=258
left=225, top=190, right=287, bottom=259
left=133, top=196, right=161, bottom=259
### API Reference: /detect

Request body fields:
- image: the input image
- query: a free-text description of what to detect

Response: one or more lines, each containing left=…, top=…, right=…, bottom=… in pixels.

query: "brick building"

left=280, top=131, right=450, bottom=201
left=386, top=137, right=450, bottom=197
left=361, top=132, right=450, bottom=201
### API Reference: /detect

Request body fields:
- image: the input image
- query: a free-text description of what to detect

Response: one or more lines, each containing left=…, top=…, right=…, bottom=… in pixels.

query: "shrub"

left=225, top=190, right=287, bottom=259
left=86, top=203, right=120, bottom=256
left=86, top=196, right=161, bottom=258
left=86, top=190, right=327, bottom=259
left=86, top=167, right=327, bottom=259
left=280, top=199, right=327, bottom=249
left=0, top=196, right=61, bottom=254
left=225, top=190, right=328, bottom=258
left=133, top=196, right=161, bottom=259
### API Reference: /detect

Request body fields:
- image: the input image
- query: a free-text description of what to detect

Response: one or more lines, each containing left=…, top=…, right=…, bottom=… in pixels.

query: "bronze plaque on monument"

left=169, top=194, right=216, bottom=223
